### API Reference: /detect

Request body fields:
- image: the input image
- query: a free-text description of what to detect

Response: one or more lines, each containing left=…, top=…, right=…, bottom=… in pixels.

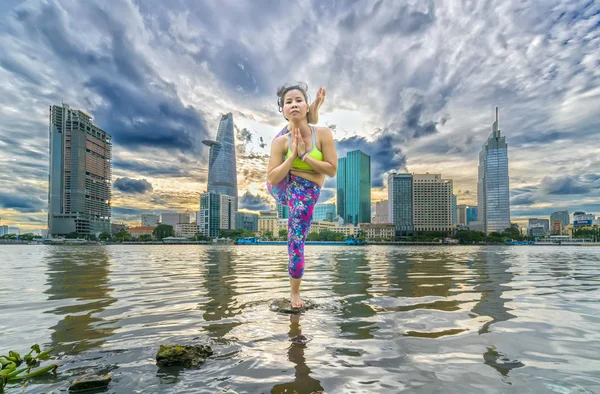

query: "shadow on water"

left=331, top=250, right=377, bottom=339
left=199, top=248, right=242, bottom=339
left=270, top=313, right=324, bottom=394
left=44, top=246, right=117, bottom=355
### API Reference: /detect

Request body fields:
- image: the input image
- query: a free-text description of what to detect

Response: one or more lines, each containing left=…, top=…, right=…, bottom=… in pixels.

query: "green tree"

left=138, top=234, right=153, bottom=242
left=18, top=233, right=36, bottom=241
left=455, top=230, right=485, bottom=244
left=194, top=233, right=210, bottom=241
left=99, top=232, right=111, bottom=241
left=278, top=229, right=288, bottom=240
left=263, top=230, right=273, bottom=241
left=153, top=224, right=174, bottom=240
left=573, top=228, right=600, bottom=240
left=66, top=232, right=80, bottom=239
left=88, top=234, right=98, bottom=241
left=114, top=229, right=131, bottom=242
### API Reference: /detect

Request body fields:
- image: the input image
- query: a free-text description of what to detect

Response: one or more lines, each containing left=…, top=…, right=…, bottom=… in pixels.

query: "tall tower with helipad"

left=202, top=113, right=238, bottom=210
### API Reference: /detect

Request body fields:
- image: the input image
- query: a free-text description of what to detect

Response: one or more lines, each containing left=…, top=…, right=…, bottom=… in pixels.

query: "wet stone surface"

left=270, top=298, right=317, bottom=314
left=69, top=374, right=112, bottom=392
left=156, top=345, right=213, bottom=368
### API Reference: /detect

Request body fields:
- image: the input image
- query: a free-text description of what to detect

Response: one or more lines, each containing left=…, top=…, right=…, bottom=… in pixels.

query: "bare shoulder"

left=272, top=133, right=288, bottom=152
left=315, top=126, right=334, bottom=141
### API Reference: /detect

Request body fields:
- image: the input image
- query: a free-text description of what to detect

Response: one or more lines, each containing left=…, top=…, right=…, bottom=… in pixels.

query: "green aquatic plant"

left=0, top=345, right=58, bottom=392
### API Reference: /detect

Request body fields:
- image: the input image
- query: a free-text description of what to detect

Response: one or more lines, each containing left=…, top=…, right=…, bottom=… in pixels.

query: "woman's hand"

left=296, top=128, right=306, bottom=157
left=290, top=129, right=298, bottom=158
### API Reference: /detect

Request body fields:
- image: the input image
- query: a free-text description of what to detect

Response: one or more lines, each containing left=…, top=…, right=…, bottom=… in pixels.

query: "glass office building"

left=314, top=203, right=336, bottom=222
left=388, top=173, right=413, bottom=236
left=550, top=210, right=569, bottom=228
left=203, top=113, right=238, bottom=210
left=337, top=150, right=371, bottom=225
left=477, top=107, right=510, bottom=234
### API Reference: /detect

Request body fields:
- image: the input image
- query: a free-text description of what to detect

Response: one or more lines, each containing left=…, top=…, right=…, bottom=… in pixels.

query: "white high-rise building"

left=412, top=174, right=454, bottom=233
left=373, top=200, right=389, bottom=224
left=476, top=107, right=510, bottom=234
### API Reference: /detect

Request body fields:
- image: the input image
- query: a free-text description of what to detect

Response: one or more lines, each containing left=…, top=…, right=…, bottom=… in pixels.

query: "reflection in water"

left=331, top=251, right=376, bottom=339
left=472, top=250, right=516, bottom=334
left=44, top=246, right=116, bottom=354
left=471, top=249, right=519, bottom=377
left=200, top=248, right=241, bottom=339
left=271, top=314, right=323, bottom=394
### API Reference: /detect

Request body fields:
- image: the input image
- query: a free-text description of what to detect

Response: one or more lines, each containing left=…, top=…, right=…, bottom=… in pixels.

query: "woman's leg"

left=287, top=176, right=320, bottom=308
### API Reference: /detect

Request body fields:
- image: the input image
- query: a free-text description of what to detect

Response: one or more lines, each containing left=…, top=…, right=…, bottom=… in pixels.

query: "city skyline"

left=1, top=1, right=599, bottom=233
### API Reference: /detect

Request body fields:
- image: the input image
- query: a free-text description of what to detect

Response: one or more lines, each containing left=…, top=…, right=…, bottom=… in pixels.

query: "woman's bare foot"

left=290, top=292, right=305, bottom=309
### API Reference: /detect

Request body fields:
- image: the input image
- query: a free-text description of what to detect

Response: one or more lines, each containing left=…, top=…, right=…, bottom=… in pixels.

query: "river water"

left=1, top=245, right=599, bottom=393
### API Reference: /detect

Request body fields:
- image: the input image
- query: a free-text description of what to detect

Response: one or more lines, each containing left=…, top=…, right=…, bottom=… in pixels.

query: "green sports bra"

left=284, top=126, right=324, bottom=171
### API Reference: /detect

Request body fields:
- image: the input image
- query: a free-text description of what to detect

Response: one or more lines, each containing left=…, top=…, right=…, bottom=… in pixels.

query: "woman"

left=267, top=83, right=338, bottom=309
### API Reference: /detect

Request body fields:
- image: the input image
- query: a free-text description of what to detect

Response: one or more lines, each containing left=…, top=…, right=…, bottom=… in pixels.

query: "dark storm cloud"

left=510, top=192, right=536, bottom=205
left=239, top=192, right=271, bottom=211
left=0, top=192, right=45, bottom=213
left=539, top=176, right=591, bottom=195
left=113, top=160, right=206, bottom=178
left=113, top=177, right=153, bottom=194
left=205, top=40, right=268, bottom=95
left=336, top=133, right=407, bottom=187
left=405, top=101, right=439, bottom=139
left=12, top=1, right=209, bottom=152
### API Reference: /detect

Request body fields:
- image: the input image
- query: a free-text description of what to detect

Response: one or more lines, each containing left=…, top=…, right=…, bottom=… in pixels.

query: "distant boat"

left=345, top=238, right=367, bottom=245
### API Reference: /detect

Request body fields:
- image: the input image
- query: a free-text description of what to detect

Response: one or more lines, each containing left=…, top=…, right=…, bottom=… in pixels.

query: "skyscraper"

left=337, top=150, right=371, bottom=225
left=198, top=192, right=236, bottom=238
left=276, top=202, right=289, bottom=219
left=550, top=210, right=569, bottom=228
left=452, top=194, right=457, bottom=225
left=413, top=173, right=454, bottom=233
left=313, top=203, right=336, bottom=222
left=477, top=107, right=510, bottom=234
left=388, top=173, right=413, bottom=236
left=203, top=113, right=238, bottom=209
left=48, top=104, right=111, bottom=236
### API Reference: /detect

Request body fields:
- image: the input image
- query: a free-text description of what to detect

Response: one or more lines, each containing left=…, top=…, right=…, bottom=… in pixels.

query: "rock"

left=69, top=375, right=111, bottom=392
left=156, top=344, right=213, bottom=368
left=270, top=298, right=317, bottom=314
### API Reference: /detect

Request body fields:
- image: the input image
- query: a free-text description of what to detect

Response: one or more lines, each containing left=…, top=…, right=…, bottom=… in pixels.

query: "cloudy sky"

left=0, top=0, right=599, bottom=232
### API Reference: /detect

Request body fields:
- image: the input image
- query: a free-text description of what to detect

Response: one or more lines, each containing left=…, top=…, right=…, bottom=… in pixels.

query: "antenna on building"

left=492, top=106, right=500, bottom=137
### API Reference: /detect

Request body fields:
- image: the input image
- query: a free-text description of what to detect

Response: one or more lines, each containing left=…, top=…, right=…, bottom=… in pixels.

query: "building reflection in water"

left=471, top=249, right=520, bottom=377
left=270, top=314, right=324, bottom=394
left=331, top=250, right=376, bottom=339
left=199, top=248, right=241, bottom=339
left=44, top=246, right=116, bottom=354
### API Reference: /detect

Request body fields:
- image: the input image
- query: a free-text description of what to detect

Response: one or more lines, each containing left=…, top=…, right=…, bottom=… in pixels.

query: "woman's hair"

left=277, top=82, right=310, bottom=119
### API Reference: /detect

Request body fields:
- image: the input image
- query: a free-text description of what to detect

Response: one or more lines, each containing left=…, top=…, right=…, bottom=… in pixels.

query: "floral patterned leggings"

left=267, top=174, right=321, bottom=279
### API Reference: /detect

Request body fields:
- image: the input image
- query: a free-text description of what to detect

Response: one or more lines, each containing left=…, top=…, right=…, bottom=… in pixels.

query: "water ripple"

left=0, top=245, right=599, bottom=393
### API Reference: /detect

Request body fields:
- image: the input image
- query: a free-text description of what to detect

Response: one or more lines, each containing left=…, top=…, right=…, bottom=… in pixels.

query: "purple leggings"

left=267, top=174, right=320, bottom=278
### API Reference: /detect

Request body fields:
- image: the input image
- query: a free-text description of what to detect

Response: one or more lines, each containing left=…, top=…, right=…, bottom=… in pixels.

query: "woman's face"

left=282, top=89, right=308, bottom=121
